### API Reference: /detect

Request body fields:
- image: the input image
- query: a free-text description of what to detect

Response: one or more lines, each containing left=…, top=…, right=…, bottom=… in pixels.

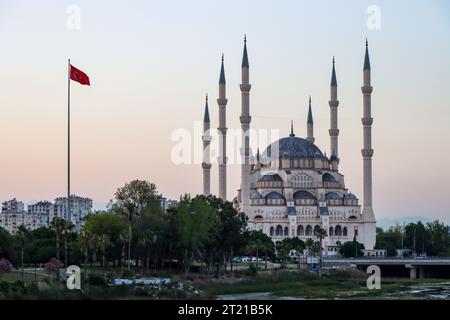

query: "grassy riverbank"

left=196, top=269, right=447, bottom=299
left=1, top=267, right=447, bottom=300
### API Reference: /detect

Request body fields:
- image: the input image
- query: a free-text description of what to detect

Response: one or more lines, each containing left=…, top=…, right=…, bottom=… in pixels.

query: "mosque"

left=201, top=37, right=377, bottom=254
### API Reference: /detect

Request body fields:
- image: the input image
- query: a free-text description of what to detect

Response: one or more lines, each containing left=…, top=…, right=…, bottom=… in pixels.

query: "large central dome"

left=262, top=136, right=325, bottom=159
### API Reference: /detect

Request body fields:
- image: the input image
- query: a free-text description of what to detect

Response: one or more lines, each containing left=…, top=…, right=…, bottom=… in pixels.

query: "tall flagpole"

left=68, top=59, right=71, bottom=223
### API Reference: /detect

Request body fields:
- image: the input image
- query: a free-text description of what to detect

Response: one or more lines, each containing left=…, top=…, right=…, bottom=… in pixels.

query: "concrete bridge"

left=323, top=257, right=450, bottom=279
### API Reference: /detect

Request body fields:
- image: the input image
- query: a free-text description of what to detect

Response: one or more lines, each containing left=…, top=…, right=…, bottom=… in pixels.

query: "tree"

left=375, top=227, right=399, bottom=256
left=50, top=217, right=64, bottom=261
left=314, top=227, right=327, bottom=269
left=275, top=240, right=289, bottom=268
left=247, top=230, right=274, bottom=269
left=16, top=226, right=28, bottom=282
left=0, top=227, right=14, bottom=263
left=138, top=233, right=157, bottom=274
left=426, top=220, right=449, bottom=256
left=174, top=195, right=217, bottom=277
left=88, top=234, right=99, bottom=268
left=305, top=238, right=315, bottom=256
left=203, top=195, right=248, bottom=274
left=79, top=231, right=90, bottom=266
left=118, top=231, right=129, bottom=274
left=61, top=221, right=75, bottom=267
left=339, top=241, right=365, bottom=258
left=98, top=234, right=111, bottom=270
left=111, top=180, right=162, bottom=269
left=0, top=258, right=13, bottom=279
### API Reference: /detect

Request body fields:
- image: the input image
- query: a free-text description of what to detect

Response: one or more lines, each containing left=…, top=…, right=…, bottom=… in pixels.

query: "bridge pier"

left=419, top=267, right=425, bottom=279
left=409, top=267, right=417, bottom=279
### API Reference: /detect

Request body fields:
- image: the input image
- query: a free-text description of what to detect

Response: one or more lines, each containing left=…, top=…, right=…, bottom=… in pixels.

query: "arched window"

left=313, top=225, right=321, bottom=235
left=276, top=225, right=283, bottom=236
left=329, top=226, right=334, bottom=236
left=297, top=225, right=304, bottom=236
left=265, top=192, right=286, bottom=205
left=292, top=173, right=313, bottom=187
left=335, top=225, right=342, bottom=236
left=270, top=226, right=274, bottom=236
left=305, top=225, right=313, bottom=236
left=343, top=227, right=348, bottom=236
left=284, top=227, right=289, bottom=236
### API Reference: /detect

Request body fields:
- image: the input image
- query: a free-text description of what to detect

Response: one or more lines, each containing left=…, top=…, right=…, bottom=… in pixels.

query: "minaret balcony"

left=361, top=86, right=373, bottom=94
left=361, top=149, right=374, bottom=157
left=361, top=118, right=373, bottom=126
left=240, top=84, right=251, bottom=91
left=217, top=98, right=228, bottom=105
left=329, top=129, right=339, bottom=136
left=239, top=115, right=251, bottom=124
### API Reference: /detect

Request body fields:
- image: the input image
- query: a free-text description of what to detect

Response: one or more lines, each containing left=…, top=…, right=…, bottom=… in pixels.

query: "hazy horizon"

left=1, top=0, right=449, bottom=224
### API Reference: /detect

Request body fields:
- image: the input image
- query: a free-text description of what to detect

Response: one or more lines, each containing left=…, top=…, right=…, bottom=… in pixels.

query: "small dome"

left=322, top=173, right=336, bottom=182
left=294, top=190, right=316, bottom=200
left=259, top=174, right=282, bottom=182
left=325, top=192, right=342, bottom=200
left=250, top=192, right=263, bottom=199
left=344, top=193, right=358, bottom=200
left=265, top=192, right=285, bottom=200
left=330, top=154, right=338, bottom=161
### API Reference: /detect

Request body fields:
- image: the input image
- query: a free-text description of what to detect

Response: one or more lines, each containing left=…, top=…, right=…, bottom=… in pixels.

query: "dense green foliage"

left=375, top=221, right=450, bottom=256
left=1, top=179, right=450, bottom=282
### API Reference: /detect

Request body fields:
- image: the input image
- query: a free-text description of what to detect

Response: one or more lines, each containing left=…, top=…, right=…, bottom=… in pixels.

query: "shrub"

left=44, top=258, right=63, bottom=276
left=121, top=269, right=134, bottom=278
left=88, top=273, right=107, bottom=286
left=0, top=281, right=10, bottom=296
left=0, top=258, right=13, bottom=278
left=244, top=263, right=258, bottom=276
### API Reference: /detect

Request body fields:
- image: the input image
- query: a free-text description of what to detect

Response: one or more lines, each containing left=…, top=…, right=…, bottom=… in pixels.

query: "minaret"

left=202, top=94, right=212, bottom=196
left=329, top=57, right=340, bottom=168
left=217, top=54, right=228, bottom=200
left=240, top=35, right=251, bottom=209
left=306, top=96, right=315, bottom=143
left=361, top=39, right=375, bottom=222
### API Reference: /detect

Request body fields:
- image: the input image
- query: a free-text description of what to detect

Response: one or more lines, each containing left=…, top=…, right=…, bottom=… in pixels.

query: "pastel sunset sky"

left=0, top=0, right=449, bottom=223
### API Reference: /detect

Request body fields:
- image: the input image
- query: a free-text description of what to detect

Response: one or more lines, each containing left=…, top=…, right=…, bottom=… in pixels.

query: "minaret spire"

left=202, top=94, right=212, bottom=195
left=364, top=38, right=371, bottom=70
left=289, top=120, right=295, bottom=137
left=306, top=95, right=315, bottom=143
left=329, top=56, right=340, bottom=169
left=331, top=56, right=337, bottom=86
left=361, top=39, right=376, bottom=249
left=217, top=54, right=228, bottom=200
left=219, top=53, right=226, bottom=84
left=240, top=35, right=252, bottom=210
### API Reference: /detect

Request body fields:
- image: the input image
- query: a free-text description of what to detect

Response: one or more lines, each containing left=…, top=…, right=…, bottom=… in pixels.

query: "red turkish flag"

left=70, top=64, right=90, bottom=86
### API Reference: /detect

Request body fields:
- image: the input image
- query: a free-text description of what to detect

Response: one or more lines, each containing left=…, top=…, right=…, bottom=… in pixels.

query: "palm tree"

left=79, top=231, right=89, bottom=266
left=119, top=204, right=139, bottom=269
left=50, top=217, right=64, bottom=261
left=138, top=236, right=148, bottom=275
left=88, top=234, right=99, bottom=268
left=16, top=225, right=27, bottom=282
left=118, top=231, right=128, bottom=274
left=61, top=221, right=75, bottom=267
left=315, top=227, right=328, bottom=270
left=98, top=234, right=111, bottom=271
left=305, top=238, right=315, bottom=256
